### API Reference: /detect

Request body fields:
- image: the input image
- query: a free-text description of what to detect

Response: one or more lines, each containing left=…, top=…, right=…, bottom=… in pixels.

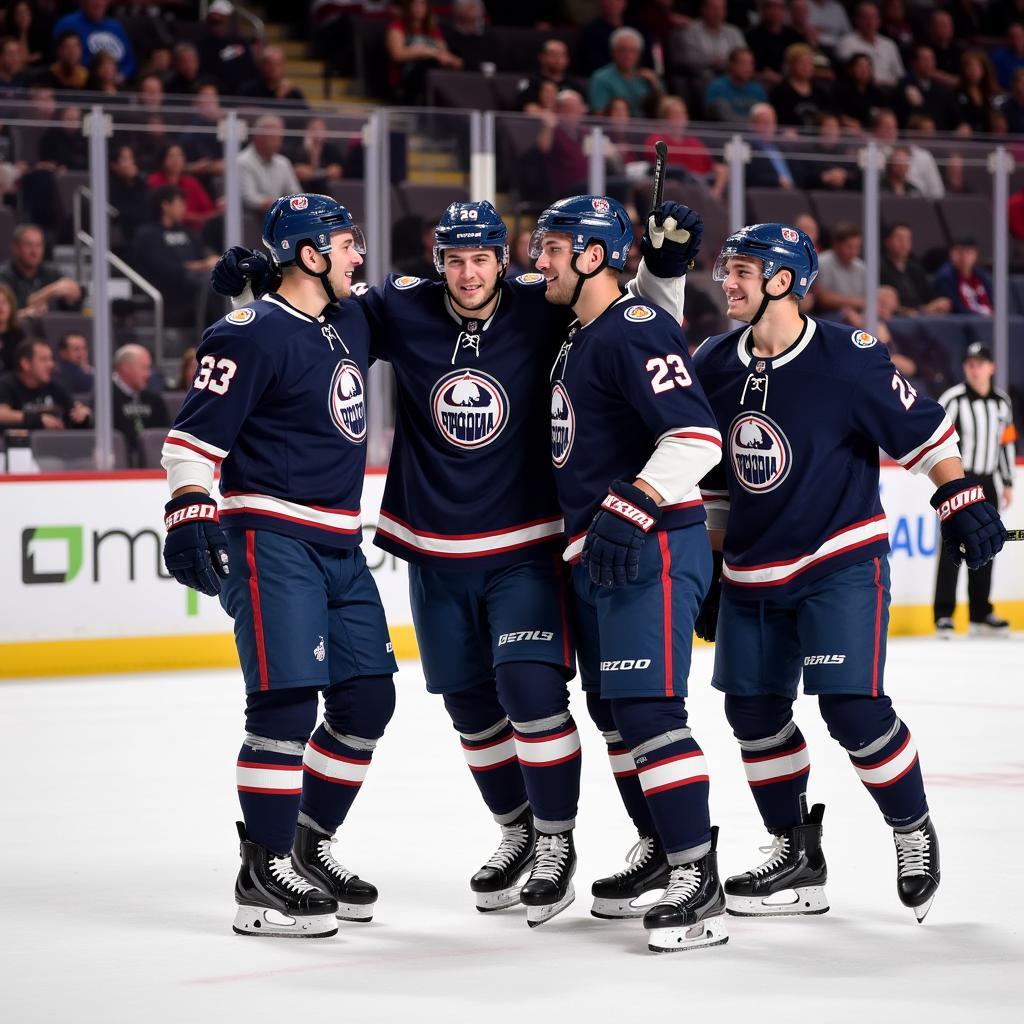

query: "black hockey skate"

left=591, top=833, right=671, bottom=919
left=644, top=827, right=728, bottom=953
left=894, top=816, right=940, bottom=923
left=520, top=831, right=576, bottom=927
left=233, top=822, right=338, bottom=938
left=292, top=823, right=378, bottom=923
left=470, top=809, right=535, bottom=912
left=725, top=802, right=829, bottom=917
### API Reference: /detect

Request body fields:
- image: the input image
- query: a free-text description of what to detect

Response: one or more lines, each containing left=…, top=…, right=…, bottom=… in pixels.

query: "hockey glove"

left=641, top=201, right=704, bottom=278
left=694, top=549, right=723, bottom=643
left=211, top=246, right=273, bottom=298
left=930, top=478, right=1006, bottom=570
left=163, top=492, right=230, bottom=596
left=582, top=480, right=661, bottom=588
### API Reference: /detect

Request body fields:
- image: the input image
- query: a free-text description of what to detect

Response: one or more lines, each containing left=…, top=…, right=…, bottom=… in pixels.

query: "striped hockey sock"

left=460, top=718, right=530, bottom=822
left=602, top=728, right=658, bottom=836
left=299, top=723, right=375, bottom=835
left=512, top=714, right=581, bottom=834
left=738, top=721, right=811, bottom=832
left=847, top=719, right=928, bottom=830
left=236, top=739, right=303, bottom=855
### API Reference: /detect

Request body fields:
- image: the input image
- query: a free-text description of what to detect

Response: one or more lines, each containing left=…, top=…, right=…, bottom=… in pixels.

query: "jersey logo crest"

left=329, top=359, right=367, bottom=443
left=550, top=382, right=575, bottom=468
left=225, top=307, right=256, bottom=326
left=729, top=412, right=792, bottom=494
left=624, top=304, right=655, bottom=323
left=393, top=275, right=422, bottom=290
left=851, top=330, right=877, bottom=348
left=430, top=369, right=509, bottom=450
left=516, top=272, right=545, bottom=285
left=290, top=196, right=309, bottom=210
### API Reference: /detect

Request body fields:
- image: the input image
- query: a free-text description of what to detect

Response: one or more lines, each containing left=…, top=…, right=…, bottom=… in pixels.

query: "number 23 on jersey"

left=646, top=354, right=692, bottom=394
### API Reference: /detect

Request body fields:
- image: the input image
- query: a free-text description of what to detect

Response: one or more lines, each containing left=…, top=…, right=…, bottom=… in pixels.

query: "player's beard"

left=450, top=277, right=500, bottom=316
left=543, top=267, right=578, bottom=307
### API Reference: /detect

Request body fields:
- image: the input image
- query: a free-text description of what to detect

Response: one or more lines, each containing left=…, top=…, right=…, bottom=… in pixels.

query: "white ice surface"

left=1, top=638, right=1022, bottom=1022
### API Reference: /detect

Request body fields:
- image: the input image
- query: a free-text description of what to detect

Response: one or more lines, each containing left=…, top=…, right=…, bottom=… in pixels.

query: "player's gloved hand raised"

left=582, top=480, right=661, bottom=588
left=163, top=492, right=230, bottom=596
left=694, top=549, right=723, bottom=643
left=930, top=478, right=1006, bottom=570
left=641, top=201, right=703, bottom=278
left=211, top=246, right=272, bottom=298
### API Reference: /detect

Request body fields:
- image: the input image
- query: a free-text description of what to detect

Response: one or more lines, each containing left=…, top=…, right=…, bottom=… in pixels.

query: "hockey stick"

left=960, top=529, right=1022, bottom=555
left=652, top=139, right=668, bottom=208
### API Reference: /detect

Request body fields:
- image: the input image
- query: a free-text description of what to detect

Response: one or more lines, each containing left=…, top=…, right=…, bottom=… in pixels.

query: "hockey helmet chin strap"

left=568, top=240, right=612, bottom=308
left=295, top=238, right=339, bottom=307
left=750, top=266, right=795, bottom=325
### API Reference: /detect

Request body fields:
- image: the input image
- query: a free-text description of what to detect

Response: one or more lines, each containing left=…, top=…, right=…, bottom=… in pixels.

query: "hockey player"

left=692, top=223, right=1007, bottom=923
left=533, top=194, right=729, bottom=953
left=210, top=198, right=695, bottom=927
left=161, top=194, right=399, bottom=937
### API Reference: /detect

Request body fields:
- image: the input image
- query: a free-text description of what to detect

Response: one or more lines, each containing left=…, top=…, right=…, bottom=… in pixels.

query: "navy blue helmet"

left=712, top=223, right=819, bottom=299
left=433, top=201, right=509, bottom=273
left=262, top=193, right=366, bottom=268
left=529, top=195, right=633, bottom=271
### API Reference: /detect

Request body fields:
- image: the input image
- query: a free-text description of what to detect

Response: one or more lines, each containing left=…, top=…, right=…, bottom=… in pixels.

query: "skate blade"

left=913, top=894, right=936, bottom=923
left=233, top=906, right=338, bottom=938
left=337, top=901, right=374, bottom=923
left=725, top=885, right=829, bottom=917
left=968, top=625, right=1009, bottom=638
left=647, top=914, right=729, bottom=953
left=526, top=884, right=575, bottom=928
left=475, top=885, right=524, bottom=913
left=591, top=889, right=666, bottom=920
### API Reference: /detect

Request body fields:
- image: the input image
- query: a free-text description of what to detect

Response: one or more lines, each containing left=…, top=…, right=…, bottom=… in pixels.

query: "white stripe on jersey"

left=375, top=514, right=564, bottom=558
left=220, top=493, right=362, bottom=533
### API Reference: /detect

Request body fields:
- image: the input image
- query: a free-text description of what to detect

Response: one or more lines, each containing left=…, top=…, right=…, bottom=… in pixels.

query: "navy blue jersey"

left=693, top=316, right=960, bottom=597
left=357, top=271, right=573, bottom=570
left=162, top=293, right=372, bottom=548
left=550, top=295, right=722, bottom=562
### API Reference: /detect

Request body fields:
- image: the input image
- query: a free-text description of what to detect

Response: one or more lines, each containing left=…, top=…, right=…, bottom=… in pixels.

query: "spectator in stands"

left=881, top=145, right=918, bottom=195
left=745, top=103, right=796, bottom=189
left=806, top=0, right=851, bottom=50
left=924, top=9, right=962, bottom=88
left=6, top=0, right=45, bottom=68
left=55, top=331, right=94, bottom=394
left=443, top=0, right=501, bottom=72
left=506, top=228, right=534, bottom=279
left=996, top=67, right=1024, bottom=134
left=53, top=0, right=136, bottom=84
left=108, top=144, right=152, bottom=245
left=795, top=212, right=820, bottom=249
left=198, top=1, right=257, bottom=97
left=814, top=221, right=866, bottom=318
left=0, top=224, right=82, bottom=317
left=787, top=1, right=831, bottom=66
left=992, top=22, right=1024, bottom=90
left=875, top=285, right=929, bottom=382
left=745, top=0, right=801, bottom=84
left=674, top=0, right=745, bottom=89
left=535, top=88, right=590, bottom=196
left=833, top=51, right=886, bottom=129
left=705, top=46, right=768, bottom=122
left=40, top=30, right=88, bottom=90
left=86, top=50, right=120, bottom=97
left=111, top=343, right=168, bottom=467
left=0, top=35, right=28, bottom=95
left=577, top=0, right=638, bottom=79
left=601, top=96, right=638, bottom=167
left=880, top=223, right=952, bottom=315
left=131, top=186, right=218, bottom=328
left=798, top=112, right=860, bottom=190
left=933, top=238, right=994, bottom=316
left=770, top=42, right=831, bottom=127
left=871, top=107, right=943, bottom=198
left=177, top=346, right=198, bottom=391
left=237, top=115, right=301, bottom=215
left=1010, top=186, right=1024, bottom=242
left=0, top=337, right=92, bottom=430
left=38, top=104, right=88, bottom=172
left=643, top=95, right=727, bottom=199
left=879, top=0, right=914, bottom=56
left=0, top=282, right=25, bottom=372
left=182, top=83, right=226, bottom=180
left=290, top=116, right=346, bottom=192
left=517, top=39, right=583, bottom=112
left=386, top=0, right=463, bottom=106
left=136, top=72, right=164, bottom=114
left=166, top=43, right=202, bottom=96
left=835, top=2, right=904, bottom=88
left=895, top=45, right=962, bottom=132
left=241, top=45, right=308, bottom=105
left=147, top=143, right=221, bottom=238
left=955, top=50, right=1000, bottom=135
left=589, top=25, right=662, bottom=118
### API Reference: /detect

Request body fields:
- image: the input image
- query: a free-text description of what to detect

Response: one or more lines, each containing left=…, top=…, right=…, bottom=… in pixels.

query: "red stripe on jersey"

left=903, top=423, right=955, bottom=470
left=245, top=530, right=270, bottom=691
left=658, top=532, right=673, bottom=697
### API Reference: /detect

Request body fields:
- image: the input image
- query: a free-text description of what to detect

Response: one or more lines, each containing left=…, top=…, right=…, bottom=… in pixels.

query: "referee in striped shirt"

left=934, top=342, right=1016, bottom=636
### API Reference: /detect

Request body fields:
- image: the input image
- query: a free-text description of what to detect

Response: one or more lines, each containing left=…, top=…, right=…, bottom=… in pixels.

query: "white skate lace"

left=270, top=855, right=319, bottom=894
left=483, top=822, right=530, bottom=870
left=660, top=864, right=701, bottom=908
left=895, top=828, right=930, bottom=877
left=613, top=836, right=655, bottom=878
left=751, top=835, right=790, bottom=877
left=316, top=836, right=355, bottom=882
left=530, top=834, right=569, bottom=882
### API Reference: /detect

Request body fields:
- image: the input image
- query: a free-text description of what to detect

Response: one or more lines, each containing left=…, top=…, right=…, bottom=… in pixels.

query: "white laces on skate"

left=895, top=828, right=931, bottom=877
left=661, top=864, right=701, bottom=907
left=316, top=836, right=355, bottom=882
left=613, top=836, right=655, bottom=878
left=483, top=822, right=530, bottom=870
left=531, top=835, right=569, bottom=882
left=751, top=835, right=790, bottom=877
left=270, top=855, right=319, bottom=894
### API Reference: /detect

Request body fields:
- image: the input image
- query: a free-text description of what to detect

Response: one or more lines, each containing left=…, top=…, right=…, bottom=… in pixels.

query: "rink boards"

left=0, top=466, right=1021, bottom=678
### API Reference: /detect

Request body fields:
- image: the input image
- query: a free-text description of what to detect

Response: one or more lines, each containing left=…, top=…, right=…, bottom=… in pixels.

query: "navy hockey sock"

left=299, top=724, right=375, bottom=834
left=586, top=692, right=656, bottom=835
left=819, top=694, right=928, bottom=830
left=724, top=694, right=809, bottom=832
left=612, top=697, right=712, bottom=863
left=236, top=739, right=304, bottom=856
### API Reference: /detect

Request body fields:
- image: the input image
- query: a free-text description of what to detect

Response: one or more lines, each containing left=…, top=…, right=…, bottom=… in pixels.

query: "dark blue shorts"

left=219, top=528, right=398, bottom=694
left=408, top=557, right=574, bottom=695
left=712, top=556, right=891, bottom=699
left=572, top=525, right=711, bottom=700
